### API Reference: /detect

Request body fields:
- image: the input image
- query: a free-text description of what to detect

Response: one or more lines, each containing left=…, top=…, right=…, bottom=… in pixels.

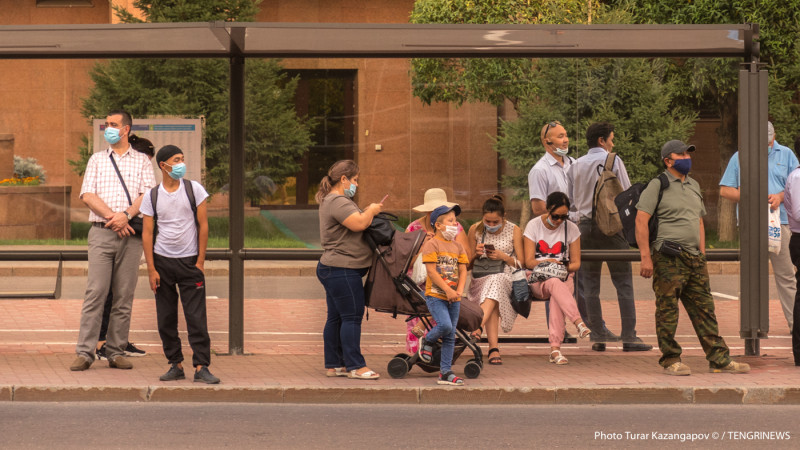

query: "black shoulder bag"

left=365, top=212, right=398, bottom=247
left=108, top=153, right=143, bottom=235
left=471, top=228, right=506, bottom=278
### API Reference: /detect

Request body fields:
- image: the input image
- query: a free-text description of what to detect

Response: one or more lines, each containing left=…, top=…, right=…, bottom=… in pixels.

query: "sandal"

left=470, top=326, right=484, bottom=340
left=418, top=337, right=433, bottom=363
left=437, top=371, right=464, bottom=386
left=348, top=368, right=380, bottom=380
left=487, top=347, right=503, bottom=365
left=549, top=350, right=568, bottom=365
left=326, top=367, right=348, bottom=377
left=576, top=322, right=591, bottom=339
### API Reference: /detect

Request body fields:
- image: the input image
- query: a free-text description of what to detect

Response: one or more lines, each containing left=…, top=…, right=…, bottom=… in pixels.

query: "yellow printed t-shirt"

left=420, top=236, right=469, bottom=301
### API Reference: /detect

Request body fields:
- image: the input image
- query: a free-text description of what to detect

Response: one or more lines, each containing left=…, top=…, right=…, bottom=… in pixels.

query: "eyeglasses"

left=550, top=214, right=569, bottom=221
left=542, top=121, right=562, bottom=141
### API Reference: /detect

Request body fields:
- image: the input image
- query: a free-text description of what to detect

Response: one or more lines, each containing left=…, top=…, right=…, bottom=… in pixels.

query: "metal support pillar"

left=228, top=50, right=246, bottom=355
left=738, top=61, right=769, bottom=356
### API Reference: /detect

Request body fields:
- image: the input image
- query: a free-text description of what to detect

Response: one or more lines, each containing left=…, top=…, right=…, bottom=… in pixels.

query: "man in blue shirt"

left=719, top=121, right=798, bottom=332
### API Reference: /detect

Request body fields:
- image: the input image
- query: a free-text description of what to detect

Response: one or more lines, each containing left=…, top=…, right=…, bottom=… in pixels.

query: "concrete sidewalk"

left=1, top=295, right=799, bottom=404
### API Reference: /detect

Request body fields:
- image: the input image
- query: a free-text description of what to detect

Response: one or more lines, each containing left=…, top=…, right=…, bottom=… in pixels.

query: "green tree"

left=617, top=0, right=800, bottom=240
left=74, top=0, right=314, bottom=205
left=410, top=1, right=695, bottom=218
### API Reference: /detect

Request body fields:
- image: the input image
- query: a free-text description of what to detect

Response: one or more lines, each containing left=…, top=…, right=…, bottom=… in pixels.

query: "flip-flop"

left=348, top=369, right=380, bottom=380
left=488, top=347, right=503, bottom=365
left=326, top=367, right=348, bottom=377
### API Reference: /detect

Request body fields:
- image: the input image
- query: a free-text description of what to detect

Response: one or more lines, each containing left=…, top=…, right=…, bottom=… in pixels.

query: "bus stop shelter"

left=0, top=22, right=769, bottom=355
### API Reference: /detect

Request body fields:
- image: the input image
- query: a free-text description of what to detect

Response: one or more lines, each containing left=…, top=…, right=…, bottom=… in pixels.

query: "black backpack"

left=614, top=173, right=669, bottom=248
left=150, top=179, right=198, bottom=245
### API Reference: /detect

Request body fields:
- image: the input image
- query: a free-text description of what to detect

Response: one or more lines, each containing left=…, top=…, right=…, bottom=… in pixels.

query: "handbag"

left=510, top=268, right=532, bottom=319
left=108, top=154, right=144, bottom=235
left=365, top=212, right=397, bottom=246
left=768, top=205, right=781, bottom=254
left=410, top=253, right=427, bottom=285
left=471, top=229, right=506, bottom=278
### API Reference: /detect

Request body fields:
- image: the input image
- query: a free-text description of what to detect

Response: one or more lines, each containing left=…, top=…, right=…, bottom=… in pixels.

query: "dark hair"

left=315, top=159, right=359, bottom=203
left=128, top=134, right=155, bottom=158
left=546, top=191, right=570, bottom=212
left=794, top=135, right=800, bottom=154
left=475, top=194, right=505, bottom=234
left=107, top=109, right=132, bottom=128
left=586, top=122, right=614, bottom=149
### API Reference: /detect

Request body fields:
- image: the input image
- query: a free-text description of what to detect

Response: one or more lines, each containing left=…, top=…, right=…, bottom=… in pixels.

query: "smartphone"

left=380, top=194, right=389, bottom=204
left=484, top=244, right=495, bottom=251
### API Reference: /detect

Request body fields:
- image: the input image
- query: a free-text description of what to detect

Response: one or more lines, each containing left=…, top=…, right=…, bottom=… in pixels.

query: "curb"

left=4, top=385, right=800, bottom=404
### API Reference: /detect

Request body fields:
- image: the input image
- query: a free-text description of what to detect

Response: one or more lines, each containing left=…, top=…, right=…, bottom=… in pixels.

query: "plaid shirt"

left=79, top=147, right=156, bottom=223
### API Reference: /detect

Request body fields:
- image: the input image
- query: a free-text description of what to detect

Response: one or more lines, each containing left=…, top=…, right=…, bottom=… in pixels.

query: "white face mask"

left=441, top=225, right=459, bottom=241
left=554, top=147, right=569, bottom=157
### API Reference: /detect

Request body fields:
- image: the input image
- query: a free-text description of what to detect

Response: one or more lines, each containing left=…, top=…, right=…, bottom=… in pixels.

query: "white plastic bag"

left=410, top=254, right=427, bottom=285
left=768, top=206, right=781, bottom=254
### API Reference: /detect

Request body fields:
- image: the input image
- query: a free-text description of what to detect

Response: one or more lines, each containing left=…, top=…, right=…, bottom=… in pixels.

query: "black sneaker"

left=124, top=342, right=147, bottom=357
left=159, top=364, right=186, bottom=381
left=194, top=367, right=220, bottom=384
left=95, top=343, right=108, bottom=360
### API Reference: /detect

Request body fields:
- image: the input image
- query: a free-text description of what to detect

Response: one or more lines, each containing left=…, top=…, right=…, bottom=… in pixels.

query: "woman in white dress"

left=466, top=195, right=524, bottom=365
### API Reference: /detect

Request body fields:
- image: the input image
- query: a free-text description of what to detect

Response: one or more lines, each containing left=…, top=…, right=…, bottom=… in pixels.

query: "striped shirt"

left=79, top=147, right=156, bottom=223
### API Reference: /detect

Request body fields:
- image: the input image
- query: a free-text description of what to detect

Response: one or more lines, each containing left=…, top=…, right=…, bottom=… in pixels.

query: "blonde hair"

left=315, top=159, right=359, bottom=203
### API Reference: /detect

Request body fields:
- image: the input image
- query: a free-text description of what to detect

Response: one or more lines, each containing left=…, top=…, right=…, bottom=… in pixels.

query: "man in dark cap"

left=140, top=145, right=219, bottom=384
left=635, top=140, right=749, bottom=376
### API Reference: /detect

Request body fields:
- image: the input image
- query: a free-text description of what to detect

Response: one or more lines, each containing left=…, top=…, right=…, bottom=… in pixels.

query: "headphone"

left=542, top=121, right=561, bottom=146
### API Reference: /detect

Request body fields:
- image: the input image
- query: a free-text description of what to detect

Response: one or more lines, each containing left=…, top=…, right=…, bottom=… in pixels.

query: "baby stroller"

left=364, top=228, right=484, bottom=379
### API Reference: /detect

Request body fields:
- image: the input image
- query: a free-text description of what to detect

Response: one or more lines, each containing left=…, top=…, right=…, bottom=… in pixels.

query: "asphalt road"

left=0, top=403, right=796, bottom=449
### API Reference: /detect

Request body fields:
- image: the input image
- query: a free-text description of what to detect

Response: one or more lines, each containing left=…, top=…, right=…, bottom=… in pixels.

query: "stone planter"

left=0, top=185, right=71, bottom=240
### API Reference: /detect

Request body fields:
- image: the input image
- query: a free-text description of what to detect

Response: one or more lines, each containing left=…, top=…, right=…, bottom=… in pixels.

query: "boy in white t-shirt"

left=141, top=145, right=219, bottom=384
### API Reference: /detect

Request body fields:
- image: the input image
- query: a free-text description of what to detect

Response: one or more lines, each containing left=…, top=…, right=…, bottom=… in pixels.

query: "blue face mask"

left=344, top=180, right=357, bottom=198
left=672, top=158, right=692, bottom=175
left=104, top=127, right=121, bottom=145
left=484, top=221, right=502, bottom=233
left=166, top=162, right=186, bottom=180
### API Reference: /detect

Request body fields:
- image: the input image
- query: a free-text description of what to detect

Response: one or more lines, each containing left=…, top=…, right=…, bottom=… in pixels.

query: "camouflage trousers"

left=652, top=250, right=731, bottom=369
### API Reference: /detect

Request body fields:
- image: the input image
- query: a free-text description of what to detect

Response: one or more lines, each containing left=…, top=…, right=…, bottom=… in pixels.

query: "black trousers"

left=154, top=254, right=211, bottom=368
left=788, top=234, right=800, bottom=365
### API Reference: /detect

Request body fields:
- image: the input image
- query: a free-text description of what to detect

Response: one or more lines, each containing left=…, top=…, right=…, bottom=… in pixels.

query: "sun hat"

left=412, top=188, right=458, bottom=213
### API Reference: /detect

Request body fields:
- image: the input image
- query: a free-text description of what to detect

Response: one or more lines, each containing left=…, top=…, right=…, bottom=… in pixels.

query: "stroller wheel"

left=464, top=360, right=482, bottom=379
left=388, top=356, right=410, bottom=379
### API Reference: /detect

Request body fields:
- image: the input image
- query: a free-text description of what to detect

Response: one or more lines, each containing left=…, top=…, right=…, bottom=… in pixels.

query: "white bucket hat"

left=412, top=188, right=458, bottom=213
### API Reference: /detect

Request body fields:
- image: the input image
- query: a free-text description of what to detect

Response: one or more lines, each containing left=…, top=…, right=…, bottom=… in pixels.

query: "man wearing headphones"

left=527, top=120, right=576, bottom=335
left=528, top=120, right=575, bottom=219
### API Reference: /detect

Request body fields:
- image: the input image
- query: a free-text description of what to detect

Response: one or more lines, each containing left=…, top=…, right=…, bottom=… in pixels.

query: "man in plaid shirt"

left=70, top=110, right=156, bottom=372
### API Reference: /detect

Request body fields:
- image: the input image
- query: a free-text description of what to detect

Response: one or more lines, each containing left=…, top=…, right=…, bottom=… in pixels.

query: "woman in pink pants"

left=523, top=191, right=590, bottom=365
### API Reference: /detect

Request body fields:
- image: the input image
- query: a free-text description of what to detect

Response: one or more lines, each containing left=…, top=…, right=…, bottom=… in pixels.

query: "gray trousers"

left=770, top=224, right=796, bottom=330
left=75, top=226, right=141, bottom=359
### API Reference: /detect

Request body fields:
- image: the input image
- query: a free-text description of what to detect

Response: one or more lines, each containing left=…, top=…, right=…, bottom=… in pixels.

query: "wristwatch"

left=123, top=211, right=132, bottom=221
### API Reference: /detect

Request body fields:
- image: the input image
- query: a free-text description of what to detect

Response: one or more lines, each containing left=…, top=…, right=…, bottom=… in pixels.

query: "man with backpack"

left=141, top=145, right=220, bottom=384
left=636, top=140, right=749, bottom=376
left=567, top=122, right=651, bottom=352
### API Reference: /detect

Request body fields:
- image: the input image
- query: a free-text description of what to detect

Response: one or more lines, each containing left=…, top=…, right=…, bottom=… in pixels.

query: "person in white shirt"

left=528, top=120, right=574, bottom=218
left=71, top=110, right=156, bottom=372
left=567, top=122, right=651, bottom=352
left=781, top=165, right=800, bottom=365
left=141, top=145, right=219, bottom=384
left=528, top=120, right=575, bottom=332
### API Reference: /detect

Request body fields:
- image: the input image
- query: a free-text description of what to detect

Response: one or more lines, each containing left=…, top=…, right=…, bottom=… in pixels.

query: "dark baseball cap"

left=430, top=204, right=461, bottom=227
left=661, top=140, right=696, bottom=159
